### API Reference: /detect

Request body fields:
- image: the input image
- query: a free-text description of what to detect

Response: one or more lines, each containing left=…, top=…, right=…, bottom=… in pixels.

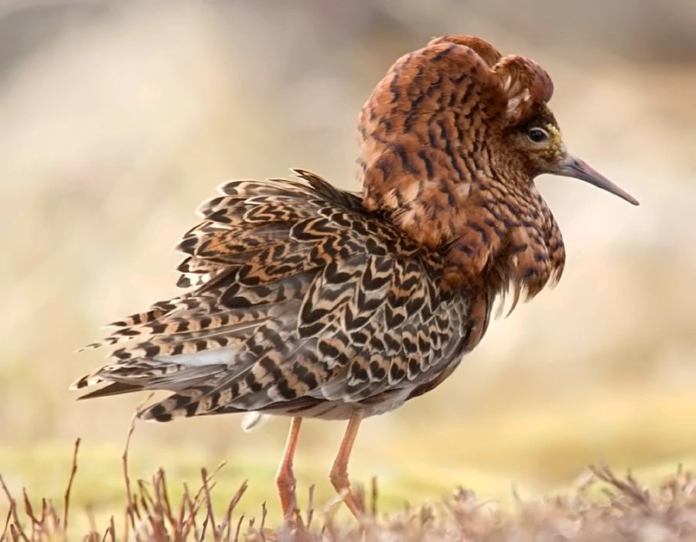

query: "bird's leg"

left=276, top=417, right=303, bottom=519
left=329, top=413, right=364, bottom=519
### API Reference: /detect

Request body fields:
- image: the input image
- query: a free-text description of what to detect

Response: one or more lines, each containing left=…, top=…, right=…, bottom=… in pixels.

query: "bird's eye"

left=527, top=127, right=549, bottom=144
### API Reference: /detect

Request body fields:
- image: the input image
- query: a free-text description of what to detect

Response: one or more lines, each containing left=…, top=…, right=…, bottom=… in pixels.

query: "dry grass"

left=3, top=430, right=696, bottom=541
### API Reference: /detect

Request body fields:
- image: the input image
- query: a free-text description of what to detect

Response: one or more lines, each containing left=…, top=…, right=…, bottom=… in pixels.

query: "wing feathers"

left=75, top=170, right=467, bottom=422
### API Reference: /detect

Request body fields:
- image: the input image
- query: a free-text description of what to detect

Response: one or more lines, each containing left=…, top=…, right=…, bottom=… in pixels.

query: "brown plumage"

left=73, top=35, right=638, bottom=519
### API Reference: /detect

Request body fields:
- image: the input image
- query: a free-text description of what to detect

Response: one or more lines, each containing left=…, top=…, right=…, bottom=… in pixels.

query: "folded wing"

left=73, top=170, right=471, bottom=421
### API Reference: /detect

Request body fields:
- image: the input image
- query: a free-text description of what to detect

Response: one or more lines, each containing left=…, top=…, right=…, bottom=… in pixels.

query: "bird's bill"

left=553, top=153, right=639, bottom=206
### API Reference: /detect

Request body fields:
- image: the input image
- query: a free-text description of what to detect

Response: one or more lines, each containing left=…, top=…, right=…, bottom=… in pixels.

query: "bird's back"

left=74, top=169, right=476, bottom=421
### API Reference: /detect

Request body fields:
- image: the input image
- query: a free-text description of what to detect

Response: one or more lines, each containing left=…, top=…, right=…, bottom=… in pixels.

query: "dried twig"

left=306, top=484, right=315, bottom=529
left=123, top=394, right=153, bottom=541
left=155, top=468, right=177, bottom=533
left=2, top=508, right=12, bottom=541
left=200, top=468, right=216, bottom=540
left=371, top=476, right=378, bottom=517
left=0, top=475, right=29, bottom=542
left=259, top=502, right=268, bottom=542
left=62, top=437, right=81, bottom=536
left=21, top=488, right=39, bottom=539
left=216, top=480, right=248, bottom=541
left=233, top=514, right=245, bottom=542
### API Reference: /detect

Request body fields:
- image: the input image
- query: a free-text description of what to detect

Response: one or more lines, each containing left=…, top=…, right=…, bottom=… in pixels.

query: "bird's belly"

left=269, top=388, right=412, bottom=421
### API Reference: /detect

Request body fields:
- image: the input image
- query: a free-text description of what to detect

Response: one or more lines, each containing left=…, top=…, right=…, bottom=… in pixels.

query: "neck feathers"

left=357, top=36, right=565, bottom=303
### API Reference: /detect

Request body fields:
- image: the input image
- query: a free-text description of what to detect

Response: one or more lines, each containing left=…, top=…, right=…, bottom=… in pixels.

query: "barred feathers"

left=74, top=170, right=474, bottom=422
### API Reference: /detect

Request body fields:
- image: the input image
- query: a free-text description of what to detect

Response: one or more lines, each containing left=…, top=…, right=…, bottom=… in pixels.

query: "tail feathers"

left=106, top=299, right=181, bottom=329
left=70, top=373, right=106, bottom=390
left=77, top=382, right=143, bottom=400
left=137, top=343, right=323, bottom=423
left=78, top=296, right=275, bottom=353
left=74, top=171, right=368, bottom=421
left=100, top=321, right=265, bottom=363
left=77, top=297, right=190, bottom=351
left=138, top=389, right=212, bottom=422
left=70, top=359, right=172, bottom=391
left=73, top=360, right=229, bottom=399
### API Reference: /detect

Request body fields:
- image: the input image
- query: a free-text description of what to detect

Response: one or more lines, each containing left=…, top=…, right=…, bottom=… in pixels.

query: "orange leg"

left=329, top=414, right=364, bottom=519
left=276, top=417, right=302, bottom=519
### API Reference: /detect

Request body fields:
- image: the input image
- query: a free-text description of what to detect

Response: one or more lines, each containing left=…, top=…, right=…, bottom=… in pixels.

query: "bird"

left=72, top=35, right=639, bottom=520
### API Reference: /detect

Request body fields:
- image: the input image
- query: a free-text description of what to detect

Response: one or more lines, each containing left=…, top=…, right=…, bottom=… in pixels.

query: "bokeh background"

left=1, top=0, right=695, bottom=522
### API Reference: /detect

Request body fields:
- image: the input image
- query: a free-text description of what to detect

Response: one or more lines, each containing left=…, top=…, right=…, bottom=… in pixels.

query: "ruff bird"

left=73, top=35, right=639, bottom=519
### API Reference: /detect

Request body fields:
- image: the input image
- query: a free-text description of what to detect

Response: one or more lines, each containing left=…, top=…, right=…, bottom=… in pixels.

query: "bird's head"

left=358, top=35, right=638, bottom=299
left=507, top=104, right=638, bottom=205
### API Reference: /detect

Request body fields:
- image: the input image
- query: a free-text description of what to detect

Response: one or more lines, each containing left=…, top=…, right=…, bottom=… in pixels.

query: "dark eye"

left=527, top=127, right=549, bottom=144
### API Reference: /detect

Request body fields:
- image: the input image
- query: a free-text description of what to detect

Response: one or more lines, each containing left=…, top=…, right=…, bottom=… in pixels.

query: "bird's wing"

left=73, top=170, right=470, bottom=421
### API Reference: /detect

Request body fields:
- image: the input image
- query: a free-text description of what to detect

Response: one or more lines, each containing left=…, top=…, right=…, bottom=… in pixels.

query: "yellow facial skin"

left=541, top=124, right=566, bottom=161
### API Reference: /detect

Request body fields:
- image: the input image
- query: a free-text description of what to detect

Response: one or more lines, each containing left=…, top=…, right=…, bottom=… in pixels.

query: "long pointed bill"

left=553, top=154, right=639, bottom=206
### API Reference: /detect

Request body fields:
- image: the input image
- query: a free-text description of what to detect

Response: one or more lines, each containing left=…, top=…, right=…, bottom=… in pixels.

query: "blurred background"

left=1, top=0, right=695, bottom=522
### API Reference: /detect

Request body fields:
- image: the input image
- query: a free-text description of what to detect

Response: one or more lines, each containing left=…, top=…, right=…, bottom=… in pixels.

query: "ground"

left=4, top=452, right=696, bottom=541
left=3, top=430, right=696, bottom=540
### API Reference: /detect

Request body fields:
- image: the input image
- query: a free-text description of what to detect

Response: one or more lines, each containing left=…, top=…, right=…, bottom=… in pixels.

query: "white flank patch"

left=241, top=411, right=267, bottom=432
left=154, top=347, right=236, bottom=366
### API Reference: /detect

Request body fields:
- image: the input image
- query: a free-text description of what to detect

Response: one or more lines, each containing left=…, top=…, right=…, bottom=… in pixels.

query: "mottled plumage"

left=73, top=35, right=638, bottom=519
left=75, top=170, right=471, bottom=421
